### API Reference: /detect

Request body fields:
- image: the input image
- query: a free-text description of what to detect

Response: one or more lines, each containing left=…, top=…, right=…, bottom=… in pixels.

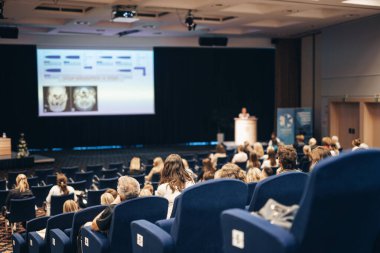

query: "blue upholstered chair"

left=0, top=178, right=7, bottom=190
left=131, top=174, right=145, bottom=187
left=101, top=169, right=118, bottom=179
left=98, top=177, right=118, bottom=189
left=108, top=162, right=124, bottom=171
left=234, top=161, right=247, bottom=170
left=12, top=216, right=49, bottom=253
left=27, top=176, right=39, bottom=187
left=86, top=164, right=103, bottom=177
left=131, top=179, right=248, bottom=253
left=67, top=180, right=87, bottom=192
left=75, top=171, right=94, bottom=189
left=151, top=173, right=160, bottom=183
left=28, top=212, right=75, bottom=253
left=0, top=189, right=9, bottom=207
left=87, top=189, right=106, bottom=207
left=31, top=184, right=53, bottom=207
left=46, top=175, right=57, bottom=185
left=81, top=196, right=168, bottom=253
left=50, top=194, right=75, bottom=216
left=60, top=166, right=80, bottom=180
left=217, top=156, right=229, bottom=165
left=246, top=182, right=257, bottom=206
left=221, top=149, right=380, bottom=253
left=247, top=172, right=308, bottom=212
left=34, top=168, right=54, bottom=184
left=143, top=164, right=153, bottom=175
left=7, top=197, right=36, bottom=234
left=50, top=205, right=106, bottom=253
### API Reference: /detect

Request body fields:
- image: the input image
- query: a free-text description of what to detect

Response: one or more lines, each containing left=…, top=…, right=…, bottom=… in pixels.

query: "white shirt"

left=45, top=185, right=77, bottom=216
left=232, top=152, right=248, bottom=163
left=156, top=181, right=194, bottom=219
left=238, top=113, right=250, bottom=119
left=261, top=159, right=279, bottom=169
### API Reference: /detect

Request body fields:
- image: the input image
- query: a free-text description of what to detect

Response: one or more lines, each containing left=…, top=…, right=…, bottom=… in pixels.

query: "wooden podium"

left=234, top=117, right=257, bottom=145
left=0, top=138, right=11, bottom=156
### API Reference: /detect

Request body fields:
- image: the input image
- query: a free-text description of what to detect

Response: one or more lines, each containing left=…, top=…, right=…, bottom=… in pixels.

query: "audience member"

left=232, top=145, right=248, bottom=163
left=91, top=176, right=140, bottom=232
left=63, top=199, right=79, bottom=212
left=247, top=151, right=261, bottom=169
left=352, top=138, right=361, bottom=151
left=156, top=154, right=194, bottom=218
left=100, top=192, right=115, bottom=205
left=268, top=132, right=281, bottom=152
left=145, top=157, right=164, bottom=182
left=261, top=146, right=279, bottom=169
left=141, top=184, right=154, bottom=195
left=182, top=159, right=197, bottom=180
left=243, top=141, right=254, bottom=155
left=276, top=146, right=298, bottom=174
left=308, top=137, right=318, bottom=150
left=331, top=143, right=340, bottom=156
left=246, top=167, right=261, bottom=183
left=198, top=158, right=216, bottom=182
left=105, top=188, right=118, bottom=199
left=331, top=135, right=341, bottom=150
left=46, top=173, right=77, bottom=216
left=310, top=146, right=331, bottom=171
left=210, top=144, right=227, bottom=166
left=299, top=145, right=312, bottom=172
left=128, top=157, right=144, bottom=175
left=253, top=142, right=265, bottom=158
left=214, top=163, right=246, bottom=182
left=5, top=174, right=34, bottom=211
left=293, top=134, right=305, bottom=154
left=359, top=143, right=369, bottom=149
left=260, top=167, right=274, bottom=180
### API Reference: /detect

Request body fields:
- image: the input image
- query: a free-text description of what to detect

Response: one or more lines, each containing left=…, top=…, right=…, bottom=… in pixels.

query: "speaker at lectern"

left=234, top=117, right=257, bottom=145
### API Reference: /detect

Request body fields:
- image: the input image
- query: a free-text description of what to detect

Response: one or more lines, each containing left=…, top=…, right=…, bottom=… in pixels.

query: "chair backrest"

left=0, top=189, right=9, bottom=207
left=87, top=189, right=106, bottom=206
left=291, top=150, right=380, bottom=253
left=26, top=216, right=49, bottom=233
left=99, top=177, right=118, bottom=189
left=31, top=184, right=53, bottom=207
left=130, top=174, right=145, bottom=186
left=246, top=182, right=257, bottom=206
left=34, top=168, right=54, bottom=183
left=27, top=176, right=39, bottom=187
left=248, top=172, right=308, bottom=212
left=151, top=173, right=160, bottom=183
left=144, top=164, right=153, bottom=175
left=70, top=205, right=105, bottom=251
left=61, top=166, right=80, bottom=179
left=75, top=171, right=94, bottom=189
left=67, top=180, right=87, bottom=191
left=187, top=160, right=197, bottom=170
left=0, top=178, right=6, bottom=190
left=50, top=193, right=75, bottom=216
left=217, top=156, right=229, bottom=165
left=86, top=164, right=103, bottom=176
left=8, top=170, right=27, bottom=189
left=108, top=196, right=168, bottom=253
left=235, top=161, right=247, bottom=169
left=108, top=162, right=124, bottom=170
left=182, top=154, right=195, bottom=161
left=171, top=179, right=247, bottom=253
left=45, top=212, right=75, bottom=244
left=101, top=169, right=118, bottom=178
left=46, top=174, right=57, bottom=185
left=9, top=197, right=36, bottom=223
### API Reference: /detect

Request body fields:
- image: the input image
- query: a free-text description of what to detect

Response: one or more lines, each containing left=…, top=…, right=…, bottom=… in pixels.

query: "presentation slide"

left=37, top=48, right=154, bottom=116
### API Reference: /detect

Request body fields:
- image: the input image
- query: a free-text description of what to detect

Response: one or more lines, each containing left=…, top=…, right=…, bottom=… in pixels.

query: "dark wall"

left=0, top=45, right=275, bottom=149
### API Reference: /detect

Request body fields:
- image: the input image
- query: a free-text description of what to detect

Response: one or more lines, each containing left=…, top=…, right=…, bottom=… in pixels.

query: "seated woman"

left=100, top=192, right=115, bottom=205
left=232, top=145, right=248, bottom=164
left=127, top=157, right=145, bottom=175
left=156, top=154, right=194, bottom=219
left=91, top=176, right=140, bottom=232
left=261, top=146, right=279, bottom=169
left=214, top=163, right=246, bottom=182
left=46, top=173, right=77, bottom=216
left=253, top=142, right=265, bottom=159
left=246, top=152, right=261, bottom=183
left=198, top=158, right=216, bottom=182
left=145, top=157, right=164, bottom=182
left=210, top=144, right=227, bottom=166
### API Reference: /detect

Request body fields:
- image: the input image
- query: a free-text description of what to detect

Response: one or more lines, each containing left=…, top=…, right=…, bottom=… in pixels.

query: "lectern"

left=234, top=117, right=257, bottom=145
left=0, top=138, right=11, bottom=156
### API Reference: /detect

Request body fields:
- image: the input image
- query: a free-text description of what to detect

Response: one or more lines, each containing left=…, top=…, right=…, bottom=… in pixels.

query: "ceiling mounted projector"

left=112, top=5, right=139, bottom=23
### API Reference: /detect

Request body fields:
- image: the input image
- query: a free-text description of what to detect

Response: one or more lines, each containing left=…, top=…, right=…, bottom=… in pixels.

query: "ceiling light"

left=112, top=5, right=139, bottom=23
left=185, top=10, right=197, bottom=31
left=342, top=0, right=380, bottom=7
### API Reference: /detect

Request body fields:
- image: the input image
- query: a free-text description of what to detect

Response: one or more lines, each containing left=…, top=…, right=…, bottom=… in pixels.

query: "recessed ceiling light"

left=342, top=0, right=380, bottom=7
left=142, top=24, right=156, bottom=29
left=75, top=21, right=90, bottom=25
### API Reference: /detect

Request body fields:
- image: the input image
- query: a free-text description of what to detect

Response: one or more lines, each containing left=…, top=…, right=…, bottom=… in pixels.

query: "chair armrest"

left=12, top=233, right=26, bottom=253
left=221, top=209, right=297, bottom=253
left=155, top=218, right=174, bottom=234
left=131, top=220, right=174, bottom=253
left=50, top=228, right=71, bottom=253
left=80, top=226, right=109, bottom=253
left=28, top=231, right=46, bottom=253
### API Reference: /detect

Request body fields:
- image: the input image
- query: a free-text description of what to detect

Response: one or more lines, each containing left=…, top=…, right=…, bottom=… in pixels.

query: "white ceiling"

left=1, top=0, right=380, bottom=38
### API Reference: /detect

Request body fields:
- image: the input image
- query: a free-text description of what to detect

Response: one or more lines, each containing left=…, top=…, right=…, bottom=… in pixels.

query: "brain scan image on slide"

left=72, top=86, right=98, bottom=111
left=44, top=86, right=69, bottom=112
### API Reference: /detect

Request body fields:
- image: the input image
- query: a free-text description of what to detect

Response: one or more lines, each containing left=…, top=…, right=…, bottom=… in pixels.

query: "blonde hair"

left=100, top=192, right=114, bottom=205
left=153, top=157, right=164, bottom=168
left=253, top=142, right=264, bottom=158
left=139, top=189, right=153, bottom=197
left=15, top=174, right=29, bottom=192
left=214, top=163, right=246, bottom=182
left=246, top=168, right=261, bottom=183
left=182, top=159, right=189, bottom=169
left=129, top=157, right=141, bottom=171
left=63, top=200, right=78, bottom=213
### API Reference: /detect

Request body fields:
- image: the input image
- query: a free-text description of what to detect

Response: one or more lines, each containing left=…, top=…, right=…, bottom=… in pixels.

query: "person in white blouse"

left=232, top=145, right=248, bottom=163
left=238, top=107, right=250, bottom=119
left=155, top=154, right=195, bottom=219
left=261, top=146, right=279, bottom=169
left=45, top=173, right=77, bottom=216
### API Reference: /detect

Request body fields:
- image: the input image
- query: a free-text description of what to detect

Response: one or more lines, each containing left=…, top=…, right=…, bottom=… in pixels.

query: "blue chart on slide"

left=37, top=49, right=154, bottom=117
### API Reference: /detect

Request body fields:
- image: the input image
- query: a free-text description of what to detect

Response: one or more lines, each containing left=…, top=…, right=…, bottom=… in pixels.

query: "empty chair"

left=235, top=161, right=247, bottom=169
left=108, top=162, right=124, bottom=170
left=34, top=168, right=54, bottom=184
left=131, top=179, right=248, bottom=253
left=247, top=171, right=308, bottom=212
left=101, top=168, right=118, bottom=179
left=61, top=166, right=80, bottom=180
left=197, top=152, right=210, bottom=160
left=221, top=149, right=380, bottom=253
left=28, top=212, right=74, bottom=253
left=8, top=170, right=27, bottom=189
left=144, top=164, right=154, bottom=175
left=6, top=197, right=36, bottom=234
left=75, top=171, right=94, bottom=189
left=31, top=184, right=53, bottom=207
left=87, top=189, right=106, bottom=207
left=98, top=177, right=118, bottom=190
left=217, top=156, right=229, bottom=165
left=50, top=193, right=75, bottom=216
left=0, top=189, right=9, bottom=208
left=50, top=205, right=106, bottom=253
left=12, top=216, right=49, bottom=253
left=151, top=173, right=160, bottom=183
left=67, top=180, right=86, bottom=192
left=81, top=196, right=168, bottom=253
left=246, top=182, right=257, bottom=206
left=86, top=164, right=103, bottom=177
left=187, top=159, right=197, bottom=170
left=0, top=178, right=7, bottom=190
left=130, top=174, right=145, bottom=187
left=46, top=174, right=57, bottom=185
left=27, top=176, right=39, bottom=187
